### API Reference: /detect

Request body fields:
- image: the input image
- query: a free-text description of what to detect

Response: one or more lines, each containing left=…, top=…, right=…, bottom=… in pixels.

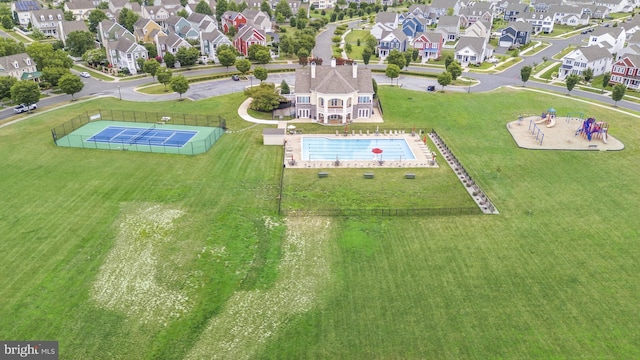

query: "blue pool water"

left=301, top=137, right=416, bottom=161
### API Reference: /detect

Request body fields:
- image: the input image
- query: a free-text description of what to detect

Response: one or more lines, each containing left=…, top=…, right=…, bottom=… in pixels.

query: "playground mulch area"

left=507, top=116, right=624, bottom=151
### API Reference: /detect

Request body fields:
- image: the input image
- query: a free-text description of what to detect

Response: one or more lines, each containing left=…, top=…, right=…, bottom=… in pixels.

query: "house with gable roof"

left=141, top=5, right=175, bottom=25
left=594, top=0, right=631, bottom=13
left=30, top=9, right=64, bottom=38
left=620, top=17, right=640, bottom=39
left=0, top=53, right=40, bottom=81
left=375, top=11, right=399, bottom=29
left=549, top=5, right=589, bottom=26
left=459, top=2, right=494, bottom=28
left=610, top=54, right=640, bottom=89
left=294, top=59, right=374, bottom=123
left=429, top=0, right=463, bottom=18
left=558, top=46, right=612, bottom=80
left=133, top=18, right=165, bottom=43
left=164, top=15, right=199, bottom=40
left=64, top=0, right=95, bottom=20
left=233, top=24, right=266, bottom=56
left=187, top=12, right=218, bottom=33
left=11, top=0, right=40, bottom=27
left=222, top=11, right=248, bottom=33
left=98, top=19, right=149, bottom=74
left=155, top=32, right=191, bottom=58
left=200, top=29, right=233, bottom=61
left=401, top=14, right=429, bottom=38
left=503, top=2, right=529, bottom=21
left=58, top=21, right=90, bottom=47
left=407, top=4, right=430, bottom=18
left=412, top=31, right=444, bottom=61
left=617, top=31, right=640, bottom=58
left=499, top=21, right=532, bottom=48
left=242, top=9, right=272, bottom=32
left=465, top=20, right=492, bottom=39
left=588, top=26, right=626, bottom=55
left=377, top=28, right=408, bottom=59
left=455, top=36, right=490, bottom=66
left=523, top=11, right=554, bottom=34
left=436, top=15, right=461, bottom=41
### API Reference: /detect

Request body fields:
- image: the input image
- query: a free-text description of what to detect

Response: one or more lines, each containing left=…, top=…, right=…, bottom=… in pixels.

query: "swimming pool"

left=301, top=137, right=416, bottom=161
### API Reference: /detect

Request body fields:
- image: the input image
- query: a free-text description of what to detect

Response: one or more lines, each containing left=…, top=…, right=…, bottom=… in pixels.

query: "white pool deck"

left=283, top=132, right=439, bottom=169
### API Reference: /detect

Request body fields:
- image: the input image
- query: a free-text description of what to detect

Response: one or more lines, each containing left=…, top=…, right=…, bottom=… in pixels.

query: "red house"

left=411, top=31, right=444, bottom=62
left=222, top=11, right=247, bottom=34
left=234, top=25, right=266, bottom=56
left=610, top=54, right=640, bottom=90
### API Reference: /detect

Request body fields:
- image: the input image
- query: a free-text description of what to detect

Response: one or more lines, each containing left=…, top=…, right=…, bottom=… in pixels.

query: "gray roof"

left=295, top=63, right=374, bottom=95
left=263, top=128, right=285, bottom=135
left=590, top=26, right=624, bottom=37
left=65, top=0, right=95, bottom=10
left=456, top=36, right=485, bottom=54
left=0, top=53, right=35, bottom=72
left=506, top=21, right=532, bottom=32
left=61, top=20, right=89, bottom=34
left=437, top=15, right=460, bottom=28
left=577, top=45, right=612, bottom=61
left=376, top=11, right=398, bottom=24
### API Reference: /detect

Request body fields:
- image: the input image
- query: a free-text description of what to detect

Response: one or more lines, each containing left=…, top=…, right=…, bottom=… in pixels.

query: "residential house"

left=465, top=20, right=492, bottom=39
left=407, top=4, right=430, bottom=18
left=222, top=11, right=247, bottom=33
left=233, top=24, right=266, bottom=56
left=141, top=6, right=175, bottom=25
left=455, top=36, right=490, bottom=66
left=401, top=14, right=428, bottom=38
left=0, top=53, right=40, bottom=81
left=242, top=9, right=272, bottom=33
left=155, top=32, right=191, bottom=58
left=11, top=0, right=40, bottom=27
left=99, top=19, right=149, bottom=74
left=30, top=9, right=64, bottom=38
left=503, top=2, right=529, bottom=21
left=558, top=46, right=612, bottom=80
left=200, top=29, right=233, bottom=62
left=594, top=0, right=631, bottom=13
left=459, top=2, right=493, bottom=28
left=588, top=26, right=626, bottom=55
left=411, top=31, right=444, bottom=61
left=155, top=0, right=182, bottom=9
left=621, top=17, right=640, bottom=39
left=583, top=5, right=610, bottom=19
left=524, top=11, right=554, bottom=34
left=377, top=28, right=408, bottom=59
left=617, top=32, right=640, bottom=58
left=164, top=15, right=199, bottom=39
left=294, top=59, right=374, bottom=123
left=549, top=5, right=589, bottom=26
left=429, top=0, right=463, bottom=18
left=58, top=21, right=90, bottom=47
left=187, top=12, right=218, bottom=33
left=64, top=0, right=95, bottom=21
left=133, top=18, right=164, bottom=43
left=610, top=54, right=640, bottom=89
left=375, top=12, right=399, bottom=29
left=499, top=21, right=532, bottom=47
left=532, top=0, right=561, bottom=12
left=436, top=15, right=461, bottom=41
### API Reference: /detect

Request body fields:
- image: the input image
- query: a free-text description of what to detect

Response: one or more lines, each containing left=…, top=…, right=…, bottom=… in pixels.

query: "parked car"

left=13, top=103, right=37, bottom=114
left=231, top=75, right=240, bottom=81
left=581, top=30, right=589, bottom=34
left=427, top=85, right=436, bottom=92
left=80, top=72, right=90, bottom=78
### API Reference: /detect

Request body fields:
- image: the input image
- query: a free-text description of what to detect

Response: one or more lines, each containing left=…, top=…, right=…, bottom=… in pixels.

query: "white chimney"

left=352, top=61, right=357, bottom=78
left=311, top=61, right=316, bottom=78
left=331, top=57, right=336, bottom=68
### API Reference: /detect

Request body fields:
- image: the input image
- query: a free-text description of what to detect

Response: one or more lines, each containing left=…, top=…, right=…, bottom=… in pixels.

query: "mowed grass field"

left=1, top=87, right=639, bottom=359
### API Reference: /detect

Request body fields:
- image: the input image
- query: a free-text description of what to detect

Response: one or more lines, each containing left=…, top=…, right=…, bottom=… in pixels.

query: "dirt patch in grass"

left=185, top=216, right=333, bottom=359
left=91, top=204, right=192, bottom=324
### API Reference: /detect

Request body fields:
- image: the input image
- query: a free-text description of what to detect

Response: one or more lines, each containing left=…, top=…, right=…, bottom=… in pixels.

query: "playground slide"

left=535, top=116, right=548, bottom=124
left=546, top=116, right=556, bottom=128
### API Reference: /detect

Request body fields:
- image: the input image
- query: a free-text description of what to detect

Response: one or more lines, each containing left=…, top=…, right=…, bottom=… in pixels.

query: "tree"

left=566, top=74, right=580, bottom=94
left=260, top=0, right=272, bottom=17
left=364, top=34, right=377, bottom=53
left=31, top=28, right=45, bottom=40
left=279, top=35, right=294, bottom=56
left=444, top=55, right=453, bottom=69
left=297, top=48, right=309, bottom=66
left=64, top=10, right=75, bottom=21
left=0, top=38, right=25, bottom=57
left=387, top=49, right=405, bottom=69
left=275, top=0, right=293, bottom=19
left=118, top=8, right=139, bottom=33
left=170, top=75, right=189, bottom=99
left=2, top=15, right=13, bottom=30
left=227, top=26, right=237, bottom=37
left=248, top=44, right=269, bottom=61
left=58, top=73, right=84, bottom=100
left=280, top=79, right=290, bottom=94
left=437, top=71, right=452, bottom=91
left=156, top=67, right=173, bottom=91
left=245, top=82, right=284, bottom=112
left=362, top=48, right=372, bottom=67
left=611, top=83, right=626, bottom=106
left=42, top=67, right=71, bottom=86
left=238, top=1, right=248, bottom=12
left=11, top=80, right=40, bottom=108
left=216, top=0, right=228, bottom=21
left=175, top=47, right=200, bottom=67
left=217, top=49, right=236, bottom=70
left=403, top=51, right=412, bottom=69
left=372, top=78, right=378, bottom=96
left=195, top=0, right=213, bottom=15
left=255, top=50, right=271, bottom=64
left=66, top=31, right=95, bottom=57
left=583, top=67, right=594, bottom=83
left=235, top=58, right=251, bottom=76
left=88, top=10, right=108, bottom=33
left=447, top=61, right=462, bottom=80
left=164, top=52, right=176, bottom=68
left=136, top=57, right=145, bottom=72
left=254, top=66, right=268, bottom=82
left=177, top=9, right=189, bottom=18
left=520, top=65, right=532, bottom=86
left=0, top=76, right=17, bottom=99
left=143, top=59, right=160, bottom=79
left=602, top=72, right=611, bottom=93
left=385, top=64, right=400, bottom=86
left=82, top=48, right=107, bottom=66
left=143, top=43, right=158, bottom=59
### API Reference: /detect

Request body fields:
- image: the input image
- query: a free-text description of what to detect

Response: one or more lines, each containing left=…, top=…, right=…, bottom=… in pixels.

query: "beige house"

left=0, top=53, right=40, bottom=81
left=294, top=59, right=374, bottom=124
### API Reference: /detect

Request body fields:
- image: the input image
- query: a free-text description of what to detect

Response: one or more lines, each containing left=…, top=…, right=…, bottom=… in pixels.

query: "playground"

left=507, top=110, right=624, bottom=151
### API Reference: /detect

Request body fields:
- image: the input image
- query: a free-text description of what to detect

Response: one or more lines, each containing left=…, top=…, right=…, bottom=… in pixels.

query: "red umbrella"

left=372, top=148, right=383, bottom=154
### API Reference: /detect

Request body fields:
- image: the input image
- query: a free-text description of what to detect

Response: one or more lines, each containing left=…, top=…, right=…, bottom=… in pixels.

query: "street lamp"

left=468, top=78, right=471, bottom=93
left=117, top=85, right=122, bottom=100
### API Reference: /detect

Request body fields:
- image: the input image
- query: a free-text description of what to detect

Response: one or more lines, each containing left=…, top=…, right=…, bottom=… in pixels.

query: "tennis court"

left=87, top=126, right=197, bottom=148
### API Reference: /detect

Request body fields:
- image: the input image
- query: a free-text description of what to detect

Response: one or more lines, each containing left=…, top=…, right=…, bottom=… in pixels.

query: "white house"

left=455, top=36, right=490, bottom=66
left=559, top=46, right=612, bottom=80
left=11, top=0, right=40, bottom=27
left=588, top=26, right=626, bottom=55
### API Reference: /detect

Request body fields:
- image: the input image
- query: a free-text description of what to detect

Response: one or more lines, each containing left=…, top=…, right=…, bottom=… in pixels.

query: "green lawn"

left=1, top=88, right=640, bottom=358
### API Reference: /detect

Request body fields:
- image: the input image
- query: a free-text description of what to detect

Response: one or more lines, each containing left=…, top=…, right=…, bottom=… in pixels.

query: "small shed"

left=263, top=128, right=286, bottom=145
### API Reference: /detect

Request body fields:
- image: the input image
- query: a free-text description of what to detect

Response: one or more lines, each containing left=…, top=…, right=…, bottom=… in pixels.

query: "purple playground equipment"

left=576, top=117, right=608, bottom=143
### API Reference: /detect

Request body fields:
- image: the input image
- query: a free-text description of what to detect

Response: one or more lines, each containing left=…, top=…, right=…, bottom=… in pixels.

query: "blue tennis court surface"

left=86, top=126, right=197, bottom=148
